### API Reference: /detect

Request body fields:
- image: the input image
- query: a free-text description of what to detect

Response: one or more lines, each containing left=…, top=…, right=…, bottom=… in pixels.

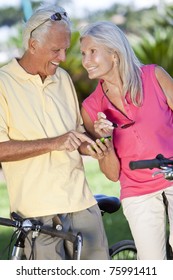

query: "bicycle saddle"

left=94, top=194, right=121, bottom=214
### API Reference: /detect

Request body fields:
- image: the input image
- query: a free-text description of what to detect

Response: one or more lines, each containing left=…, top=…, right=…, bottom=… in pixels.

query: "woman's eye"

left=91, top=49, right=96, bottom=54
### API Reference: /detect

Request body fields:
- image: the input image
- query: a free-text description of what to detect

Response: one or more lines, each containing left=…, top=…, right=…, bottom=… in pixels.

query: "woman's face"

left=80, top=36, right=117, bottom=80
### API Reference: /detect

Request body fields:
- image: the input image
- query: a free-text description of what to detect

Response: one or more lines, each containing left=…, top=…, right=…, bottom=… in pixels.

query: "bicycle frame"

left=0, top=194, right=137, bottom=260
left=0, top=214, right=82, bottom=260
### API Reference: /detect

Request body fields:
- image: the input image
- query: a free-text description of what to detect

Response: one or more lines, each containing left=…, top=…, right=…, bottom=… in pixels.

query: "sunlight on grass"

left=0, top=183, right=10, bottom=218
left=83, top=156, right=120, bottom=197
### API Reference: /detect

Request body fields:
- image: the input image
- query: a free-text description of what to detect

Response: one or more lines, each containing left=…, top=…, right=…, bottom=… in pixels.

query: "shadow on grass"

left=103, top=206, right=133, bottom=247
left=0, top=228, right=14, bottom=260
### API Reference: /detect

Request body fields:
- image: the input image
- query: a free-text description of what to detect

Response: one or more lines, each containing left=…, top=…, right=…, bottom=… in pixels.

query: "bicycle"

left=129, top=153, right=173, bottom=260
left=0, top=194, right=137, bottom=260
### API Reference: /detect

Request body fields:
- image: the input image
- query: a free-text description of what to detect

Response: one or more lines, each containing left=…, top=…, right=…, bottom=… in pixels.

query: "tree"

left=131, top=5, right=173, bottom=76
left=61, top=31, right=97, bottom=106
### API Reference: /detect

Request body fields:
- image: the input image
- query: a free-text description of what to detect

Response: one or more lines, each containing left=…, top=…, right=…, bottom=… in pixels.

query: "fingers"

left=87, top=144, right=105, bottom=160
left=87, top=137, right=113, bottom=159
left=94, top=120, right=114, bottom=136
left=95, top=138, right=113, bottom=153
left=97, top=112, right=107, bottom=120
left=62, top=131, right=94, bottom=152
left=94, top=120, right=114, bottom=130
left=94, top=112, right=114, bottom=136
left=74, top=131, right=94, bottom=145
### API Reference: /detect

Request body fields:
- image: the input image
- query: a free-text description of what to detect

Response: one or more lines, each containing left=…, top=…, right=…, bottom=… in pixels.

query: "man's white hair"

left=22, top=4, right=71, bottom=50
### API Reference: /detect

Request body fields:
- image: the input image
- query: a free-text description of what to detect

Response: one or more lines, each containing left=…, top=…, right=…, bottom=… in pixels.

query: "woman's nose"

left=82, top=55, right=90, bottom=67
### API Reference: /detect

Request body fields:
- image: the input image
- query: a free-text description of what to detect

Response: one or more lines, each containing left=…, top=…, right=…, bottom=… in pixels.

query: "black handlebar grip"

left=40, top=226, right=77, bottom=244
left=0, top=217, right=17, bottom=227
left=129, top=158, right=161, bottom=170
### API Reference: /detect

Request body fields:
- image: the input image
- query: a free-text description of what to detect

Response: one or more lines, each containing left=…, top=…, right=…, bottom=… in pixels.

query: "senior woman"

left=80, top=21, right=173, bottom=260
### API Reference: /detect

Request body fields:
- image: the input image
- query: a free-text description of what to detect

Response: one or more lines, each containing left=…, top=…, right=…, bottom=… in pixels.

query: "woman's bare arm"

left=155, top=66, right=173, bottom=110
left=81, top=106, right=120, bottom=181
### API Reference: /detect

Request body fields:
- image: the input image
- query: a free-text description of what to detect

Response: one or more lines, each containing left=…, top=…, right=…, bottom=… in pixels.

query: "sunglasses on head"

left=30, top=12, right=68, bottom=36
left=50, top=12, right=68, bottom=21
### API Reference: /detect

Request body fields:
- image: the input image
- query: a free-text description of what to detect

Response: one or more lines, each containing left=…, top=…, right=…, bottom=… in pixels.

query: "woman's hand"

left=86, top=136, right=120, bottom=181
left=86, top=137, right=114, bottom=160
left=94, top=112, right=114, bottom=137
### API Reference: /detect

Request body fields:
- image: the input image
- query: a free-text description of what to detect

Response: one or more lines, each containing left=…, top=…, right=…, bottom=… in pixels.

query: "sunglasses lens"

left=121, top=121, right=135, bottom=129
left=50, top=12, right=68, bottom=21
left=51, top=12, right=62, bottom=21
left=30, top=12, right=68, bottom=37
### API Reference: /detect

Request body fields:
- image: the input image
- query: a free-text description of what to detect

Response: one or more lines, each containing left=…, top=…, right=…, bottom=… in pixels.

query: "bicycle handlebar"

left=129, top=154, right=173, bottom=170
left=40, top=226, right=76, bottom=243
left=129, top=158, right=161, bottom=170
left=0, top=217, right=17, bottom=227
left=0, top=216, right=76, bottom=244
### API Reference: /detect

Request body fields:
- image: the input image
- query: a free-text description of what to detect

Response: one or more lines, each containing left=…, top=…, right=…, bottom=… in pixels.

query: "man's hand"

left=55, top=130, right=95, bottom=152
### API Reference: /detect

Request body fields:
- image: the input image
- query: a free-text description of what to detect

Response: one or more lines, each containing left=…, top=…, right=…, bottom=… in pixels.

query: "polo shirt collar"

left=10, top=58, right=58, bottom=84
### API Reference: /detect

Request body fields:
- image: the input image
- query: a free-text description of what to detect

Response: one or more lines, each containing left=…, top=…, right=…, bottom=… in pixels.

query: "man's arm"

left=0, top=131, right=95, bottom=162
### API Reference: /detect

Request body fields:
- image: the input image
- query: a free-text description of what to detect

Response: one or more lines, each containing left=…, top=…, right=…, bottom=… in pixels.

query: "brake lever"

left=152, top=167, right=173, bottom=178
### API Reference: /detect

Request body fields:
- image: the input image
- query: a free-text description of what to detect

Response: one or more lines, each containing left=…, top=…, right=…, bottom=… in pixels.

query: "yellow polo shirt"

left=0, top=58, right=96, bottom=217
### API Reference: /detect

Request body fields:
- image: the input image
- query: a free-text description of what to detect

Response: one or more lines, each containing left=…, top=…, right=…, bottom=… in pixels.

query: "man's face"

left=31, top=23, right=71, bottom=80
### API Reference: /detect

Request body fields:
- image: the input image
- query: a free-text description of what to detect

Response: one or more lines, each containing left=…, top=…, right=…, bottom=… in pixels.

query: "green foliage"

left=1, top=3, right=173, bottom=104
left=61, top=4, right=173, bottom=102
left=131, top=5, right=173, bottom=76
left=0, top=7, right=23, bottom=27
left=0, top=183, right=13, bottom=260
left=7, top=25, right=23, bottom=50
left=61, top=31, right=97, bottom=106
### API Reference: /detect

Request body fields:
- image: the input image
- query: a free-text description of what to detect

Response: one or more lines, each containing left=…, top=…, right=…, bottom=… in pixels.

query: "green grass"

left=0, top=182, right=14, bottom=259
left=0, top=159, right=133, bottom=259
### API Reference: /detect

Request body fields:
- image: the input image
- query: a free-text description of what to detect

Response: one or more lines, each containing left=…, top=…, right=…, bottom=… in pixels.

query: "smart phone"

left=100, top=136, right=112, bottom=143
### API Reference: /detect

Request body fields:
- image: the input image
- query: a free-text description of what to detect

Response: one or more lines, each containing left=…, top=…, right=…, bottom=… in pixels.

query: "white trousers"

left=122, top=186, right=173, bottom=260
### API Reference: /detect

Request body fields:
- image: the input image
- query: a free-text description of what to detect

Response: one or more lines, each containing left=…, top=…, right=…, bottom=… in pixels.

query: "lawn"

left=0, top=158, right=133, bottom=259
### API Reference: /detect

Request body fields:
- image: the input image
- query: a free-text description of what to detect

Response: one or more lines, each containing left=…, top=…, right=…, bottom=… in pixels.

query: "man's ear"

left=28, top=37, right=37, bottom=54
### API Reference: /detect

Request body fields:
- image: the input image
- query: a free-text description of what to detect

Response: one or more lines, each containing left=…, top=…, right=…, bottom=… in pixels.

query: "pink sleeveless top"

left=82, top=64, right=173, bottom=200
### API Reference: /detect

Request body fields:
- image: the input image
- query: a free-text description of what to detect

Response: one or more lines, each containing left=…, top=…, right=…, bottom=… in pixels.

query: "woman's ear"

left=113, top=51, right=118, bottom=59
left=113, top=51, right=119, bottom=66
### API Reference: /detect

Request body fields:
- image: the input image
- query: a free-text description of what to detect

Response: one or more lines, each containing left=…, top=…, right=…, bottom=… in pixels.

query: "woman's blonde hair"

left=80, top=21, right=143, bottom=106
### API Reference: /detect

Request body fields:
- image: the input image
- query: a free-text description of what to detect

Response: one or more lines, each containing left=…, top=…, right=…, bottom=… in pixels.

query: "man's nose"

left=59, top=50, right=67, bottom=62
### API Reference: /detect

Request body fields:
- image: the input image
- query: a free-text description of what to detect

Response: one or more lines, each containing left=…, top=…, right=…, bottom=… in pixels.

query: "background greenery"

left=0, top=0, right=173, bottom=259
left=0, top=158, right=133, bottom=260
left=0, top=1, right=173, bottom=106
